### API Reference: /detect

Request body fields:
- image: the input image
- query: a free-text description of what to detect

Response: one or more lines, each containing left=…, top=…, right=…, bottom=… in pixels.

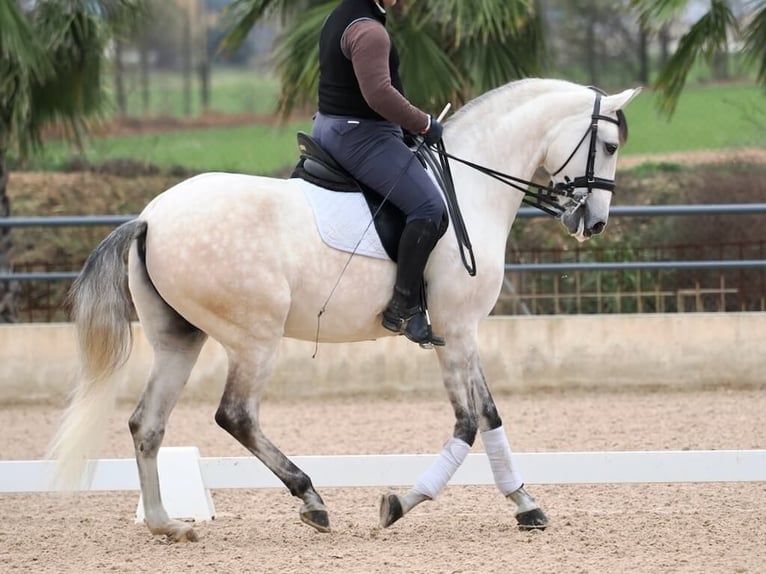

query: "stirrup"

left=382, top=308, right=445, bottom=349
left=404, top=311, right=446, bottom=349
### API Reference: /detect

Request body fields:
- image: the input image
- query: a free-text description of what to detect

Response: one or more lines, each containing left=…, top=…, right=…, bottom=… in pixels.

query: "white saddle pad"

left=297, top=178, right=391, bottom=261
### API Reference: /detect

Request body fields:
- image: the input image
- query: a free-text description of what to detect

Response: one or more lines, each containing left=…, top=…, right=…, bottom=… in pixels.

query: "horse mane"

left=449, top=78, right=629, bottom=144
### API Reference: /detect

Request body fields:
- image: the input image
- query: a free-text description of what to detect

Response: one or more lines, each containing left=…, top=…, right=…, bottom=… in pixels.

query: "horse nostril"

left=590, top=221, right=605, bottom=235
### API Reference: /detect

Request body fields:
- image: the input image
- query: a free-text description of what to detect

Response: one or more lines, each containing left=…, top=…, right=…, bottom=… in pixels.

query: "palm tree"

left=221, top=0, right=546, bottom=116
left=631, top=0, right=766, bottom=115
left=0, top=0, right=146, bottom=322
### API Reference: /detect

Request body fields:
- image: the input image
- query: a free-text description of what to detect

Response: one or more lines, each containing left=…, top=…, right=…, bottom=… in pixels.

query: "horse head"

left=543, top=87, right=642, bottom=242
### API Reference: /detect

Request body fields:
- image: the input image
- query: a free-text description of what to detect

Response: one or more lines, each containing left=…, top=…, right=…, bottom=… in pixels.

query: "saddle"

left=292, top=132, right=406, bottom=261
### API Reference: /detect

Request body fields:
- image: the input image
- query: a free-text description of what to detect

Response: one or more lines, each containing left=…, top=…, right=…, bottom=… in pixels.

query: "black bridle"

left=430, top=91, right=621, bottom=219
left=549, top=91, right=620, bottom=197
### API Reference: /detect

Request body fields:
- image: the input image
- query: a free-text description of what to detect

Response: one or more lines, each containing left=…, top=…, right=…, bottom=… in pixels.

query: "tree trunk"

left=114, top=39, right=127, bottom=118
left=182, top=10, right=192, bottom=117
left=0, top=154, right=19, bottom=323
left=638, top=18, right=650, bottom=85
left=712, top=50, right=730, bottom=81
left=658, top=23, right=671, bottom=67
left=584, top=8, right=598, bottom=86
left=198, top=25, right=211, bottom=114
left=139, top=34, right=151, bottom=115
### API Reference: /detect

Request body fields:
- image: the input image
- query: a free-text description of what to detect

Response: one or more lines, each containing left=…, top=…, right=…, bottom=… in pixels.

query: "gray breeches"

left=312, top=112, right=447, bottom=227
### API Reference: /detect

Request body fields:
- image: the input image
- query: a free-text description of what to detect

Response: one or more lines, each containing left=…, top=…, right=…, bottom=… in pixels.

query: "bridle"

left=547, top=91, right=620, bottom=204
left=428, top=90, right=621, bottom=219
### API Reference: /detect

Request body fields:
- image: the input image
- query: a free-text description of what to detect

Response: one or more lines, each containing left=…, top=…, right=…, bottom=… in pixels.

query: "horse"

left=49, top=78, right=640, bottom=542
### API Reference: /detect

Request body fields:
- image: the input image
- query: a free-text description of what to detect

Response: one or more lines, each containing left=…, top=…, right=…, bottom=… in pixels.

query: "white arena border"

left=2, top=448, right=765, bottom=522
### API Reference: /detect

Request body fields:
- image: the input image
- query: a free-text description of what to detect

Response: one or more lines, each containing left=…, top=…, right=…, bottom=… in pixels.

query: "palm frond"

left=24, top=1, right=119, bottom=151
left=220, top=0, right=314, bottom=54
left=743, top=3, right=766, bottom=84
left=388, top=11, right=466, bottom=110
left=220, top=0, right=275, bottom=53
left=630, top=0, right=693, bottom=21
left=653, top=0, right=738, bottom=115
left=100, top=0, right=151, bottom=38
left=0, top=0, right=49, bottom=80
left=1, top=0, right=145, bottom=158
left=273, top=2, right=334, bottom=116
left=462, top=0, right=544, bottom=92
left=422, top=0, right=534, bottom=46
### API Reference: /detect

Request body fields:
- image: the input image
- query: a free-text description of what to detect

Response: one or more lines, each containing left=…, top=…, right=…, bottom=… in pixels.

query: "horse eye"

left=604, top=143, right=618, bottom=155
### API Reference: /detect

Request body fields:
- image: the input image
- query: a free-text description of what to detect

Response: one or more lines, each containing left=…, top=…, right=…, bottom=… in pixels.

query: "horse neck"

left=443, top=97, right=553, bottom=238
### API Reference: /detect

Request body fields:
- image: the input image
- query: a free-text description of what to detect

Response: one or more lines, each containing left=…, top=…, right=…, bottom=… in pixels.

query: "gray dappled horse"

left=50, top=78, right=640, bottom=541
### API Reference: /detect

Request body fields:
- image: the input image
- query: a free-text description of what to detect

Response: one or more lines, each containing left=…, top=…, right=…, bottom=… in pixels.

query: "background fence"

left=499, top=241, right=766, bottom=315
left=2, top=204, right=766, bottom=321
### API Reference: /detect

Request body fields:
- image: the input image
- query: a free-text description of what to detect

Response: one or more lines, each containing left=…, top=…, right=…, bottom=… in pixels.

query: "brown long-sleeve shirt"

left=341, top=19, right=430, bottom=135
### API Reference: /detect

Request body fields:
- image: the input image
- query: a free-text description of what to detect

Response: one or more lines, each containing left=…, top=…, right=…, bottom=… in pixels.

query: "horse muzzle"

left=560, top=202, right=607, bottom=242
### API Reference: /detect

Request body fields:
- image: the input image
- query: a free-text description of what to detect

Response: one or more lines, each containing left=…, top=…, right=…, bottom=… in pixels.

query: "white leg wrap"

left=413, top=437, right=471, bottom=500
left=481, top=426, right=524, bottom=496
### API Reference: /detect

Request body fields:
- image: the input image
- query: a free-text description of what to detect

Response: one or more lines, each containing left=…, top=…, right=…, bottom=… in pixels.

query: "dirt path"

left=1, top=388, right=764, bottom=573
left=618, top=146, right=766, bottom=169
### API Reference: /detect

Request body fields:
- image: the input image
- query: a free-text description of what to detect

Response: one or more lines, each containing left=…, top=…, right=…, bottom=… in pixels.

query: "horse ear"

left=602, top=87, right=642, bottom=112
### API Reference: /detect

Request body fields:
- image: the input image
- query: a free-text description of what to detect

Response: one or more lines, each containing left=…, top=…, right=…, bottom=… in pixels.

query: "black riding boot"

left=382, top=219, right=445, bottom=347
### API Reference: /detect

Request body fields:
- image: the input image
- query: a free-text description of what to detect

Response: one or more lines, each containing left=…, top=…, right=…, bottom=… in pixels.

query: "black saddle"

left=292, top=131, right=405, bottom=261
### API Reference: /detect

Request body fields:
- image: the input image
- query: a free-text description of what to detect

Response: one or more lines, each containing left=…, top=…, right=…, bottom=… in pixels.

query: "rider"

left=312, top=0, right=448, bottom=347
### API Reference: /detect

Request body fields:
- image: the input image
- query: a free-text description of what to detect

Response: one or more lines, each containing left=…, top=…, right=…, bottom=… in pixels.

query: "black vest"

left=318, top=0, right=404, bottom=119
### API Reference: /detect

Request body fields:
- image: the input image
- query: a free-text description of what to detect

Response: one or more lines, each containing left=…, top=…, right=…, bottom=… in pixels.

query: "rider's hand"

left=402, top=129, right=418, bottom=148
left=421, top=116, right=443, bottom=146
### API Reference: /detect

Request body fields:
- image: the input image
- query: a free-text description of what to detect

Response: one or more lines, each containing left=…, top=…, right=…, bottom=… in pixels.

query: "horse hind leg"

left=128, top=242, right=208, bottom=541
left=215, top=342, right=330, bottom=533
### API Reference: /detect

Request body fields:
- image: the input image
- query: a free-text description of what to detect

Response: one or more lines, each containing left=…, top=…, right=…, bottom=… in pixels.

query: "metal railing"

left=3, top=203, right=766, bottom=319
left=3, top=204, right=766, bottom=281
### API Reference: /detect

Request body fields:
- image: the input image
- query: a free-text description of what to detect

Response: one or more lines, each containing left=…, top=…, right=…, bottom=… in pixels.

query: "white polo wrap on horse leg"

left=413, top=437, right=471, bottom=499
left=481, top=426, right=523, bottom=495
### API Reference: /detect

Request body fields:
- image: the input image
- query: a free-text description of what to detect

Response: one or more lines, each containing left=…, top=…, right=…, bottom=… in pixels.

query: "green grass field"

left=117, top=68, right=282, bottom=117
left=25, top=80, right=764, bottom=175
left=32, top=120, right=313, bottom=175
left=623, top=82, right=765, bottom=155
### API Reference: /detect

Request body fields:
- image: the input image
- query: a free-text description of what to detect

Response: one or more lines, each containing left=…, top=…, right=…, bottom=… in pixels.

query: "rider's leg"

left=312, top=114, right=448, bottom=345
left=381, top=217, right=445, bottom=344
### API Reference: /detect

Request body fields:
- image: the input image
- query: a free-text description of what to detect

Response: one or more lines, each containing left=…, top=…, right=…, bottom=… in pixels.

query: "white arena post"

left=1, top=448, right=765, bottom=523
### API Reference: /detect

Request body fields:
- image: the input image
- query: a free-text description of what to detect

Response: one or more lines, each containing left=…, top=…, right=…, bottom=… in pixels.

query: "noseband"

left=429, top=89, right=622, bottom=219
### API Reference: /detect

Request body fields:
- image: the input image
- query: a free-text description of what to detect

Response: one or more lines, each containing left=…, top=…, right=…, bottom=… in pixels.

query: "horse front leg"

left=380, top=341, right=478, bottom=528
left=470, top=358, right=549, bottom=530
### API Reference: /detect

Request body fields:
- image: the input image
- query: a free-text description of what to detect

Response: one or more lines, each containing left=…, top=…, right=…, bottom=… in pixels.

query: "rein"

left=418, top=141, right=476, bottom=276
left=431, top=92, right=620, bottom=219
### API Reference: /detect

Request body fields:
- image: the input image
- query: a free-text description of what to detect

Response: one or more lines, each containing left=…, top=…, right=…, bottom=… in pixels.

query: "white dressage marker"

left=134, top=447, right=214, bottom=523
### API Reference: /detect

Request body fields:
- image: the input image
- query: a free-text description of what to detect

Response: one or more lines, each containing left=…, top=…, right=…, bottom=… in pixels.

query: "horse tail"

left=48, top=219, right=148, bottom=489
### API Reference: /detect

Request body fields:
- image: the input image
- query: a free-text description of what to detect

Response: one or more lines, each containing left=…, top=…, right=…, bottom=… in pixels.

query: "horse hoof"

left=516, top=508, right=549, bottom=531
left=379, top=494, right=404, bottom=528
left=162, top=523, right=199, bottom=543
left=300, top=506, right=331, bottom=533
